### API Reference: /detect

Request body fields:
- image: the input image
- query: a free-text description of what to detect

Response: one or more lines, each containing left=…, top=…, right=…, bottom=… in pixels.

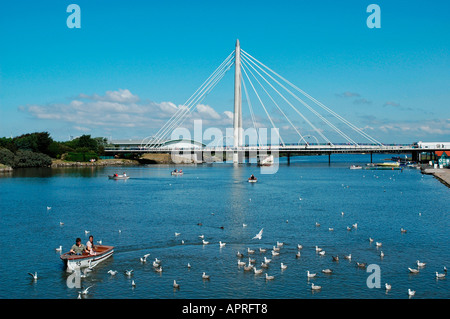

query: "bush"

left=12, top=150, right=52, bottom=168
left=0, top=147, right=15, bottom=166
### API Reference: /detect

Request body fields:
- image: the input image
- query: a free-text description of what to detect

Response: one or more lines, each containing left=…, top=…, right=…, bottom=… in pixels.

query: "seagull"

left=307, top=271, right=316, bottom=278
left=311, top=283, right=322, bottom=290
left=97, top=240, right=102, bottom=245
left=344, top=254, right=352, bottom=260
left=315, top=222, right=320, bottom=227
left=259, top=247, right=267, bottom=253
left=198, top=235, right=204, bottom=239
left=28, top=272, right=38, bottom=280
left=242, top=223, right=247, bottom=227
left=328, top=227, right=334, bottom=231
left=131, top=280, right=136, bottom=287
left=295, top=251, right=301, bottom=258
left=380, top=251, right=385, bottom=258
left=319, top=250, right=326, bottom=256
left=416, top=260, right=426, bottom=267
left=59, top=221, right=64, bottom=226
left=271, top=250, right=279, bottom=256
left=264, top=256, right=272, bottom=264
left=84, top=230, right=90, bottom=235
left=385, top=283, right=392, bottom=291
left=435, top=272, right=446, bottom=279
left=247, top=247, right=255, bottom=254
left=173, top=280, right=180, bottom=289
left=155, top=266, right=163, bottom=273
left=369, top=237, right=374, bottom=243
left=202, top=272, right=210, bottom=280
left=352, top=223, right=358, bottom=229
left=55, top=245, right=62, bottom=252
left=187, top=263, right=191, bottom=269
left=175, top=232, right=181, bottom=237
left=276, top=241, right=284, bottom=247
left=80, top=285, right=93, bottom=296
left=265, top=273, right=274, bottom=280
left=236, top=251, right=244, bottom=258
left=272, top=246, right=280, bottom=252
left=140, top=253, right=150, bottom=263
left=153, top=260, right=160, bottom=268
left=281, top=263, right=287, bottom=270
left=356, top=262, right=367, bottom=269
left=408, top=267, right=419, bottom=274
left=202, top=239, right=209, bottom=245
left=244, top=263, right=254, bottom=271
left=315, top=246, right=322, bottom=252
left=346, top=226, right=352, bottom=231
left=219, top=241, right=226, bottom=248
left=248, top=257, right=256, bottom=264
left=322, top=269, right=333, bottom=274
left=237, top=260, right=246, bottom=267
left=400, top=228, right=407, bottom=233
left=332, top=256, right=339, bottom=262
left=253, top=228, right=263, bottom=240
left=297, top=244, right=303, bottom=250
left=254, top=268, right=263, bottom=275
left=154, top=257, right=161, bottom=264
left=408, top=289, right=416, bottom=297
left=107, top=270, right=118, bottom=275
left=47, top=206, right=52, bottom=211
left=376, top=242, right=382, bottom=247
left=124, top=270, right=134, bottom=276
left=261, top=262, right=269, bottom=268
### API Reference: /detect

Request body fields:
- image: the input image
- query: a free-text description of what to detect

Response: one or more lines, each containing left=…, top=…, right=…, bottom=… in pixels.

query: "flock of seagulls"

left=36, top=201, right=445, bottom=299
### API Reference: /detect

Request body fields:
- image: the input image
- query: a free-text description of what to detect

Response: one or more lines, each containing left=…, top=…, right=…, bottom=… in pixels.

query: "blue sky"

left=0, top=0, right=449, bottom=144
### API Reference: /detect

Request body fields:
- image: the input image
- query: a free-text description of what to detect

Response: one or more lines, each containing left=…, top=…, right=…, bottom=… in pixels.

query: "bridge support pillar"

left=233, top=39, right=242, bottom=164
left=370, top=152, right=373, bottom=163
left=328, top=152, right=331, bottom=165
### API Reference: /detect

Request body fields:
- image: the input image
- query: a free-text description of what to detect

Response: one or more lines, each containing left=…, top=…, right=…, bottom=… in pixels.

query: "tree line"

left=0, top=132, right=110, bottom=168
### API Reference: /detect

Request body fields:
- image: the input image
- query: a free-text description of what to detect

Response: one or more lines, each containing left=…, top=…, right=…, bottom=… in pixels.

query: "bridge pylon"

left=233, top=39, right=243, bottom=163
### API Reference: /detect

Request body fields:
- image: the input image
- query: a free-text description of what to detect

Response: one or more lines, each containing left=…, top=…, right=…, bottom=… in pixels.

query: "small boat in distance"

left=258, top=155, right=274, bottom=166
left=60, top=245, right=114, bottom=272
left=171, top=169, right=183, bottom=176
left=248, top=174, right=258, bottom=183
left=350, top=165, right=362, bottom=169
left=108, top=173, right=129, bottom=180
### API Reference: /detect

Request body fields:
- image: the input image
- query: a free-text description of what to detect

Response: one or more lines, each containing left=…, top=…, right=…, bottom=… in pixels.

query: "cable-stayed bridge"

left=105, top=40, right=447, bottom=163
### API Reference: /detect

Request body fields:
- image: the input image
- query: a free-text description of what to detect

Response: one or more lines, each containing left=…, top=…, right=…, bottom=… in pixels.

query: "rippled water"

left=0, top=154, right=448, bottom=299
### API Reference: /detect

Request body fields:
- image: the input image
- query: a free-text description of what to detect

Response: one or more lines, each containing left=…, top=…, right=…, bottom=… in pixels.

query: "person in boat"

left=86, top=235, right=96, bottom=255
left=69, top=238, right=88, bottom=255
left=114, top=173, right=118, bottom=177
left=250, top=174, right=256, bottom=180
left=123, top=172, right=126, bottom=176
left=179, top=169, right=182, bottom=173
left=173, top=169, right=177, bottom=173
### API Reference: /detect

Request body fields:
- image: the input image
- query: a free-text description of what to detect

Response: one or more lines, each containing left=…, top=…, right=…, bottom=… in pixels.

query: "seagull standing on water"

left=311, top=283, right=322, bottom=290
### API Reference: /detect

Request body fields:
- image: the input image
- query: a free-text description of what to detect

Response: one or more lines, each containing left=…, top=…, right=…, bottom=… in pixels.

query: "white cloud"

left=21, top=89, right=233, bottom=136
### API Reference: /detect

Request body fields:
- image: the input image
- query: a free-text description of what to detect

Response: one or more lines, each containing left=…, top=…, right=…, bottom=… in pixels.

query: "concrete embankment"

left=421, top=166, right=450, bottom=188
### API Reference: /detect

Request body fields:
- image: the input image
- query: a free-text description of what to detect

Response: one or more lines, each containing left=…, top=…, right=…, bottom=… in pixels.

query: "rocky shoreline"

left=51, top=158, right=140, bottom=168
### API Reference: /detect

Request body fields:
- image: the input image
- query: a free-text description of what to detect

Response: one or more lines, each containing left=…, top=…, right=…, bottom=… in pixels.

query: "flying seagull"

left=253, top=228, right=263, bottom=240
